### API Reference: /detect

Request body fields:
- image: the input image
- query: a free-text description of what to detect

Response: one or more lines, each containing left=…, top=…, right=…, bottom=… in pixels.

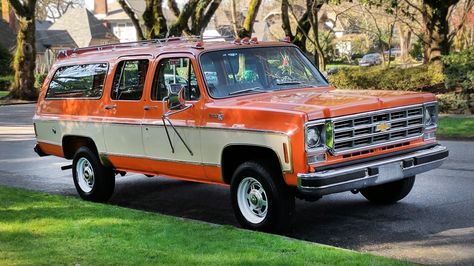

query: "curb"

left=437, top=136, right=474, bottom=141
left=0, top=101, right=36, bottom=106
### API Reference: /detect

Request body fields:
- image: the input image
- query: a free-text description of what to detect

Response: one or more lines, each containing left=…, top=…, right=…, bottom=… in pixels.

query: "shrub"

left=35, top=73, right=48, bottom=89
left=0, top=44, right=12, bottom=76
left=328, top=63, right=445, bottom=92
left=0, top=75, right=13, bottom=91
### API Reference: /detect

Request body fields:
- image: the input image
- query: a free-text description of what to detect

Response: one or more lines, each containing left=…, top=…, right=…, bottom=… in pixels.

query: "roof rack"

left=57, top=36, right=231, bottom=59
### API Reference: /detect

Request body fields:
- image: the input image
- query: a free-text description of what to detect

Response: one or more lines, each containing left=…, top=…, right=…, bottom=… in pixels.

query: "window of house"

left=111, top=60, right=149, bottom=100
left=151, top=58, right=200, bottom=101
left=46, top=63, right=108, bottom=99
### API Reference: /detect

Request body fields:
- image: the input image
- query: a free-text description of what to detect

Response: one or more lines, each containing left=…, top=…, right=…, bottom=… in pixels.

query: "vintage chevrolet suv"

left=34, top=37, right=449, bottom=232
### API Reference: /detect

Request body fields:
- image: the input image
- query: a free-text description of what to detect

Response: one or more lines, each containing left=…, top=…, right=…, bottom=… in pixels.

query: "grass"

left=0, top=91, right=8, bottom=98
left=0, top=186, right=410, bottom=266
left=438, top=116, right=474, bottom=139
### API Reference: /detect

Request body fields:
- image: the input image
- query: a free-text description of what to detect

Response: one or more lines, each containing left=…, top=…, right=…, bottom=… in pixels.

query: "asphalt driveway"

left=1, top=104, right=473, bottom=265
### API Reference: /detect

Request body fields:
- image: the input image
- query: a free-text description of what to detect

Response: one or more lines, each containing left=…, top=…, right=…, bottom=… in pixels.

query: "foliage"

left=442, top=46, right=474, bottom=113
left=437, top=92, right=471, bottom=114
left=0, top=45, right=12, bottom=76
left=437, top=116, right=474, bottom=139
left=409, top=38, right=423, bottom=60
left=328, top=63, right=445, bottom=91
left=0, top=75, right=13, bottom=91
left=34, top=73, right=48, bottom=89
left=0, top=186, right=409, bottom=265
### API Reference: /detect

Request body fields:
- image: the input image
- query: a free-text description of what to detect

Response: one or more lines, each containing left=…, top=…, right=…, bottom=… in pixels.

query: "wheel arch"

left=221, top=144, right=284, bottom=185
left=62, top=135, right=99, bottom=160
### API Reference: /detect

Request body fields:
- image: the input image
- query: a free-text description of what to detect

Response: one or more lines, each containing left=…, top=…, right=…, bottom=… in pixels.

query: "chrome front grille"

left=332, top=105, right=424, bottom=154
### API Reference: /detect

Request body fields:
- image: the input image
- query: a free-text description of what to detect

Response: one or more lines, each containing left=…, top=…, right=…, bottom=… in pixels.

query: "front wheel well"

left=221, top=145, right=283, bottom=184
left=62, top=136, right=98, bottom=160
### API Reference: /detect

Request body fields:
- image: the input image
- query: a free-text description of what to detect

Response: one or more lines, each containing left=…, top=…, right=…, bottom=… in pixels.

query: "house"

left=35, top=29, right=77, bottom=72
left=0, top=19, right=15, bottom=51
left=49, top=7, right=119, bottom=47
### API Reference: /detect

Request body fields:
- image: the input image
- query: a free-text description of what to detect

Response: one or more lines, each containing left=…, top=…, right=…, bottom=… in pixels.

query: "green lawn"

left=0, top=91, right=8, bottom=98
left=0, top=186, right=409, bottom=266
left=438, top=116, right=474, bottom=139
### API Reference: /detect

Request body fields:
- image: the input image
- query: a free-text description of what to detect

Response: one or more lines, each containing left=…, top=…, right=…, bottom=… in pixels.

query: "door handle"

left=143, top=105, right=158, bottom=111
left=104, top=104, right=117, bottom=110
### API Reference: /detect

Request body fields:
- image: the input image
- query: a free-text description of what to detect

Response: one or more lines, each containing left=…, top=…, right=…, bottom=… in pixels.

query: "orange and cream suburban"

left=34, top=37, right=449, bottom=231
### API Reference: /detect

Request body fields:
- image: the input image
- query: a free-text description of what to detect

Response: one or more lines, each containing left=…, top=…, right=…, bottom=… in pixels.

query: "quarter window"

left=111, top=60, right=149, bottom=100
left=46, top=63, right=108, bottom=99
left=151, top=58, right=200, bottom=101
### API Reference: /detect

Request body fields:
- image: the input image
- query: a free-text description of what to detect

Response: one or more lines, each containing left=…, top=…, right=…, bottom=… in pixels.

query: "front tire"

left=72, top=146, right=115, bottom=202
left=230, top=161, right=295, bottom=232
left=361, top=176, right=415, bottom=204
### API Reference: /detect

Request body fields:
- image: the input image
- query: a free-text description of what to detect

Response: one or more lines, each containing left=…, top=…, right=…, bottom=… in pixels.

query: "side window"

left=151, top=58, right=201, bottom=101
left=46, top=63, right=108, bottom=99
left=111, top=60, right=149, bottom=100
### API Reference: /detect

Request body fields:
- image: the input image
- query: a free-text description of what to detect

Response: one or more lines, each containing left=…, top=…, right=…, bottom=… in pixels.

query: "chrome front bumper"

left=297, top=145, right=448, bottom=197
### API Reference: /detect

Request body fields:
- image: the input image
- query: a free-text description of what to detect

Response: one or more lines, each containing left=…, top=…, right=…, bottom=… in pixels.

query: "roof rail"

left=57, top=35, right=232, bottom=59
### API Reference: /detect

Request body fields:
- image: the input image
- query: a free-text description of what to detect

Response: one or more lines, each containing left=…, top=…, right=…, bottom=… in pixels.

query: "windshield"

left=199, top=46, right=328, bottom=98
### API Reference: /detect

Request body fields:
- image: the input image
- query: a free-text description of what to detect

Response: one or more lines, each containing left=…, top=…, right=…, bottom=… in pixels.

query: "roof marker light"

left=193, top=41, right=204, bottom=49
left=282, top=36, right=291, bottom=43
left=250, top=37, right=258, bottom=44
left=241, top=37, right=250, bottom=44
left=233, top=38, right=241, bottom=44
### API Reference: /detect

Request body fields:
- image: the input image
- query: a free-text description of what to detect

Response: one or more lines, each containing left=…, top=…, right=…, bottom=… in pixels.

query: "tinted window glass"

left=111, top=60, right=149, bottom=100
left=151, top=58, right=200, bottom=101
left=46, top=63, right=108, bottom=99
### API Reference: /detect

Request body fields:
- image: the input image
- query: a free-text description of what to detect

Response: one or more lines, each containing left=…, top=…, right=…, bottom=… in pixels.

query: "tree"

left=399, top=0, right=474, bottom=62
left=118, top=0, right=145, bottom=40
left=35, top=0, right=82, bottom=22
left=119, top=0, right=222, bottom=39
left=7, top=0, right=37, bottom=100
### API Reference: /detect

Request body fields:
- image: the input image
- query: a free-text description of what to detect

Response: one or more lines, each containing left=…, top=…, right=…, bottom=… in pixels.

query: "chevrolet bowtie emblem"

left=376, top=122, right=391, bottom=132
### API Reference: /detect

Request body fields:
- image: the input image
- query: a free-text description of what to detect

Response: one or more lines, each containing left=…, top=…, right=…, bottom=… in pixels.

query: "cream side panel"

left=103, top=124, right=144, bottom=156
left=142, top=125, right=201, bottom=163
left=35, top=119, right=106, bottom=152
left=200, top=129, right=292, bottom=172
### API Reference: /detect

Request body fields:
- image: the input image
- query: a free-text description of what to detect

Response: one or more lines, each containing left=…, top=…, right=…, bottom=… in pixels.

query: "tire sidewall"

left=230, top=161, right=293, bottom=232
left=72, top=147, right=114, bottom=201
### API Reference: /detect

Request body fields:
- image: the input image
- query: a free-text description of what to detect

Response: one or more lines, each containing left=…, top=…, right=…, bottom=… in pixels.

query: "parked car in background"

left=359, top=53, right=382, bottom=66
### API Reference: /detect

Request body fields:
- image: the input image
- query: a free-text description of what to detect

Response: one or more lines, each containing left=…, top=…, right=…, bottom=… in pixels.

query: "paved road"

left=1, top=104, right=473, bottom=265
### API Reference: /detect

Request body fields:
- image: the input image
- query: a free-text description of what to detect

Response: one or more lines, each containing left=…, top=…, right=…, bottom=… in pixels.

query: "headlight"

left=305, top=123, right=327, bottom=150
left=424, top=104, right=438, bottom=128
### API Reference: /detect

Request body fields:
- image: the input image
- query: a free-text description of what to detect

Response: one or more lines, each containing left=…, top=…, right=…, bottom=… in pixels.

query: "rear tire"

left=230, top=161, right=295, bottom=232
left=361, top=176, right=415, bottom=204
left=72, top=146, right=115, bottom=202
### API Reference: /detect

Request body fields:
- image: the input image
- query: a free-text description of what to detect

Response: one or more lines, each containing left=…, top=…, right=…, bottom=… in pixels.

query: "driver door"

left=141, top=54, right=205, bottom=180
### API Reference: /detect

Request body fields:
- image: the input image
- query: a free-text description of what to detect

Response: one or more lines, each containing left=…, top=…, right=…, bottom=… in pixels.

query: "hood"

left=228, top=87, right=435, bottom=120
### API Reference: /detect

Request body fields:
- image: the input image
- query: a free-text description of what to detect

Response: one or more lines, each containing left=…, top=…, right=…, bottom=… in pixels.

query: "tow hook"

left=351, top=189, right=360, bottom=194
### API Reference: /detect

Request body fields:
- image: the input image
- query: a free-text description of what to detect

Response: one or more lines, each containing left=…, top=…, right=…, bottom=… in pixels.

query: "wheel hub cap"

left=237, top=177, right=268, bottom=224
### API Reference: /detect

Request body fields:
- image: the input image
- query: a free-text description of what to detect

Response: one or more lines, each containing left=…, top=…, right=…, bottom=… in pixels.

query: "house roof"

left=36, top=30, right=77, bottom=53
left=36, top=20, right=53, bottom=30
left=0, top=19, right=16, bottom=51
left=49, top=7, right=118, bottom=47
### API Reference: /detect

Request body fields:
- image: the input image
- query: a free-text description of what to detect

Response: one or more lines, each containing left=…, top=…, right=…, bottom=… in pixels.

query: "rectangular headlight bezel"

left=423, top=102, right=438, bottom=131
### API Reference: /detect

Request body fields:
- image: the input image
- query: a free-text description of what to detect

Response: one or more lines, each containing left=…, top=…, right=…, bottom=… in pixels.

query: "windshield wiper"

left=229, top=87, right=266, bottom=96
left=276, top=81, right=302, bottom=85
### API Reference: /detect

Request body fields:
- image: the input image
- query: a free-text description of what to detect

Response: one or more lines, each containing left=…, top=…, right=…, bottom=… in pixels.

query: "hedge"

left=328, top=47, right=474, bottom=114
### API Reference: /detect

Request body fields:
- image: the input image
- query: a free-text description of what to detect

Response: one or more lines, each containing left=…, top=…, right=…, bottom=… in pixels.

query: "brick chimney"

left=1, top=0, right=18, bottom=32
left=94, top=0, right=108, bottom=19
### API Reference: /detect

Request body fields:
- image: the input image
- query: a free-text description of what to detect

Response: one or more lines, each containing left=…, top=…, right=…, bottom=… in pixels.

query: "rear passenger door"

left=103, top=57, right=151, bottom=169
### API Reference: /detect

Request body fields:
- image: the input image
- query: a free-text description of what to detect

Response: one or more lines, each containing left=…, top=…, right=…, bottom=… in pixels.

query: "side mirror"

left=167, top=88, right=186, bottom=110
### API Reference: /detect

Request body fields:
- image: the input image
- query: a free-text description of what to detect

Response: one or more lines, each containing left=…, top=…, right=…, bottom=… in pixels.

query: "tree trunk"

left=309, top=0, right=325, bottom=71
left=398, top=23, right=412, bottom=62
left=10, top=17, right=37, bottom=100
left=231, top=0, right=239, bottom=37
left=238, top=0, right=263, bottom=38
left=143, top=0, right=167, bottom=39
left=422, top=0, right=459, bottom=62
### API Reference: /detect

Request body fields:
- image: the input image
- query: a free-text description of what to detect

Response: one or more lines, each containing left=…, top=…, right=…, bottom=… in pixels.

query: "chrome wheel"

left=237, top=177, right=268, bottom=224
left=76, top=157, right=94, bottom=193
